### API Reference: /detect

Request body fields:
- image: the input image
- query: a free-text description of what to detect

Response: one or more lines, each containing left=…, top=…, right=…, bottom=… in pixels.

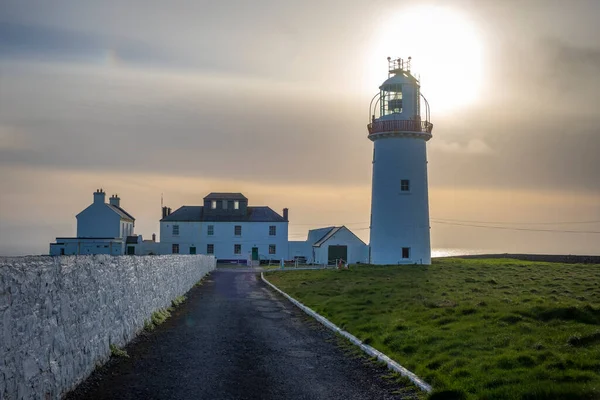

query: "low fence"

left=0, top=254, right=216, bottom=399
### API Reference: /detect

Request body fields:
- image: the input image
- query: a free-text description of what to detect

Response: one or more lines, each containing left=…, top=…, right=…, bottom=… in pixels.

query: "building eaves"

left=106, top=204, right=135, bottom=221
left=313, top=227, right=341, bottom=247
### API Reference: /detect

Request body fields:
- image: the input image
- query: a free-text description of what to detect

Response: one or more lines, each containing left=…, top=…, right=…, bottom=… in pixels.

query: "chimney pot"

left=152, top=233, right=156, bottom=242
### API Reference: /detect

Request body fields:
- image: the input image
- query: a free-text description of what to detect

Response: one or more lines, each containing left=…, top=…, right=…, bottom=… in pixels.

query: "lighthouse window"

left=401, top=179, right=410, bottom=192
left=402, top=247, right=410, bottom=259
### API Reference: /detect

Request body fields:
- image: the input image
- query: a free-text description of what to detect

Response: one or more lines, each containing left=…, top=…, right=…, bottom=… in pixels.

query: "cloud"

left=432, top=138, right=493, bottom=154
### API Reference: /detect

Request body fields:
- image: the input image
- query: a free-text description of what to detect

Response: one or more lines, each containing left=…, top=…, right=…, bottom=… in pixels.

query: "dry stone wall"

left=0, top=254, right=216, bottom=399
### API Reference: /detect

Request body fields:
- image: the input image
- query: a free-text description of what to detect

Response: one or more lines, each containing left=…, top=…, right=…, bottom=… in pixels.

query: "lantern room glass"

left=380, top=83, right=403, bottom=117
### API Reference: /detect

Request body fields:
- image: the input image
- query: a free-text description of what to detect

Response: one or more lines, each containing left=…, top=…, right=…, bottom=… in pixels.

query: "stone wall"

left=0, top=254, right=216, bottom=399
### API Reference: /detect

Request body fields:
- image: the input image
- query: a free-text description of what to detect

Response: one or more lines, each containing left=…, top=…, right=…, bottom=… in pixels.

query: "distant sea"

left=431, top=248, right=496, bottom=258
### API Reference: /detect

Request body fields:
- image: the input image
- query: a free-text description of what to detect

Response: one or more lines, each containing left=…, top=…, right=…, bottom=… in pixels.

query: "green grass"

left=109, top=343, right=129, bottom=358
left=265, top=258, right=600, bottom=399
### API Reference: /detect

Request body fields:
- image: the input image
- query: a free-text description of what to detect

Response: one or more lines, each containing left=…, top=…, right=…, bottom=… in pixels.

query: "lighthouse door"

left=328, top=245, right=348, bottom=264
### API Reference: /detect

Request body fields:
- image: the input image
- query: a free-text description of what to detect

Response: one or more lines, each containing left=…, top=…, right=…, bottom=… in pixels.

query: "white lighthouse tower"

left=368, top=57, right=433, bottom=265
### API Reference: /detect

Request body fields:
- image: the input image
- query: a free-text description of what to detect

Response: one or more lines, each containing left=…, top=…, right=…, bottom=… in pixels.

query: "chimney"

left=93, top=188, right=106, bottom=204
left=168, top=207, right=172, bottom=215
left=283, top=208, right=289, bottom=221
left=162, top=206, right=169, bottom=219
left=109, top=194, right=120, bottom=207
left=152, top=233, right=156, bottom=242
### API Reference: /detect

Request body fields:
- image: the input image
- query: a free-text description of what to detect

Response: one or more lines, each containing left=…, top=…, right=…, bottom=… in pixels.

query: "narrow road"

left=66, top=269, right=412, bottom=400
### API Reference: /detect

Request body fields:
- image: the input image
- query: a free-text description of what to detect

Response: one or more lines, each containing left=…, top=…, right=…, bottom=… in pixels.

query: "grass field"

left=265, top=258, right=600, bottom=399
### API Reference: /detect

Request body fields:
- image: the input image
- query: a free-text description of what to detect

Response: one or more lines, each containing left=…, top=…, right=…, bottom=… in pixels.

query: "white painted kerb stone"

left=261, top=272, right=432, bottom=393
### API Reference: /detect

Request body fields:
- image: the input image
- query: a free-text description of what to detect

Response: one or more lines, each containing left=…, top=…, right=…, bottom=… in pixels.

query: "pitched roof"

left=161, top=206, right=286, bottom=222
left=311, top=226, right=367, bottom=247
left=112, top=205, right=135, bottom=221
left=107, top=204, right=135, bottom=221
left=203, top=193, right=247, bottom=200
left=161, top=206, right=203, bottom=222
left=313, top=227, right=342, bottom=247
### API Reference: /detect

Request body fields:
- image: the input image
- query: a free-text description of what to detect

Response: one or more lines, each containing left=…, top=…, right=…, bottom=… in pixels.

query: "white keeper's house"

left=160, top=192, right=289, bottom=265
left=49, top=189, right=137, bottom=255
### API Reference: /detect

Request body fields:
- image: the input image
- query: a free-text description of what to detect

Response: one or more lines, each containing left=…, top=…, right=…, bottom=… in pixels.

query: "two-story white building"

left=49, top=189, right=136, bottom=255
left=160, top=193, right=289, bottom=265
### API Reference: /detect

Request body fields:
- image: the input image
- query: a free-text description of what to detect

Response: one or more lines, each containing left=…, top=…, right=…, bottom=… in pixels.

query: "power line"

left=291, top=218, right=600, bottom=227
left=433, top=218, right=600, bottom=225
left=432, top=220, right=600, bottom=234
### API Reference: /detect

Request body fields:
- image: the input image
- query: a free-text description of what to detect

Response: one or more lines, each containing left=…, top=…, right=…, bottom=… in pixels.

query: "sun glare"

left=368, top=6, right=485, bottom=115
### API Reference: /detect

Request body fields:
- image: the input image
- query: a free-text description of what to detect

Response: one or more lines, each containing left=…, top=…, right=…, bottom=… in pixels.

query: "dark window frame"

left=402, top=247, right=410, bottom=259
left=400, top=179, right=410, bottom=192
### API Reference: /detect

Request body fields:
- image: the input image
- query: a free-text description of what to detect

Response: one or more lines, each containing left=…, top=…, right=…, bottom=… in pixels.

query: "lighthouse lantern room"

left=367, top=57, right=433, bottom=265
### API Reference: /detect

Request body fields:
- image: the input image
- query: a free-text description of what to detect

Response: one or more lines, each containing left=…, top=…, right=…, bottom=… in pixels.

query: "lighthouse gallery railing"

left=367, top=120, right=434, bottom=135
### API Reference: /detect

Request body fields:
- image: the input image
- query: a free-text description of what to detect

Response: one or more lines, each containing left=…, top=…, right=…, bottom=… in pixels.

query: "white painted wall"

left=288, top=241, right=312, bottom=261
left=370, top=135, right=431, bottom=264
left=77, top=204, right=122, bottom=238
left=313, top=227, right=369, bottom=264
left=160, top=221, right=289, bottom=260
left=159, top=221, right=203, bottom=254
left=50, top=238, right=124, bottom=255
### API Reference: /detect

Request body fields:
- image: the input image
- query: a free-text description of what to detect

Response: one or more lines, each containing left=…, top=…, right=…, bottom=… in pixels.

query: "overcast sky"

left=1, top=0, right=599, bottom=256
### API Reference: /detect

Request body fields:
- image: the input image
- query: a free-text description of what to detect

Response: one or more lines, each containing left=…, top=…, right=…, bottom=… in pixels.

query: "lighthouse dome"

left=379, top=72, right=419, bottom=91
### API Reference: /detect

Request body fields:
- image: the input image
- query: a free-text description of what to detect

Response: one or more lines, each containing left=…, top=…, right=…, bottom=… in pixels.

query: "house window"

left=402, top=247, right=410, bottom=259
left=269, top=225, right=276, bottom=236
left=400, top=179, right=410, bottom=192
left=234, top=200, right=239, bottom=210
left=222, top=200, right=228, bottom=209
left=172, top=244, right=180, bottom=254
left=189, top=246, right=196, bottom=255
left=207, top=225, right=214, bottom=236
left=234, top=225, right=242, bottom=236
left=234, top=244, right=241, bottom=254
left=172, top=225, right=179, bottom=236
left=207, top=244, right=214, bottom=254
left=269, top=244, right=276, bottom=254
left=211, top=200, right=217, bottom=209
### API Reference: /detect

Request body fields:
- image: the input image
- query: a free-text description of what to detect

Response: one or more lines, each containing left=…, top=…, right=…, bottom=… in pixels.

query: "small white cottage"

left=49, top=189, right=136, bottom=255
left=289, top=226, right=369, bottom=265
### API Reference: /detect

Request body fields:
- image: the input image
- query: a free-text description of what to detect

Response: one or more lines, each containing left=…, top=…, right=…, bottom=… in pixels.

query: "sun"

left=368, top=6, right=485, bottom=115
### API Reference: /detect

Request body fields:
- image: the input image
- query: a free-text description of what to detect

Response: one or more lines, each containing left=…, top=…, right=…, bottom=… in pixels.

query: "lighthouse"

left=368, top=57, right=433, bottom=265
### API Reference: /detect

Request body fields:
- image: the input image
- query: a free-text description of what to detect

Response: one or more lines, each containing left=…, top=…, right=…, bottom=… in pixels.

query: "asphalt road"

left=66, top=269, right=413, bottom=400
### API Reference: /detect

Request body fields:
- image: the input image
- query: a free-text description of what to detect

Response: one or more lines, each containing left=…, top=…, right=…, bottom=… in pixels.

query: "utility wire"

left=431, top=220, right=600, bottom=234
left=433, top=218, right=600, bottom=225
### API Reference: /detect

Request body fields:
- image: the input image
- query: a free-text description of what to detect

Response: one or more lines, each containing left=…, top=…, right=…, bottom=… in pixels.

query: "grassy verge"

left=265, top=258, right=600, bottom=399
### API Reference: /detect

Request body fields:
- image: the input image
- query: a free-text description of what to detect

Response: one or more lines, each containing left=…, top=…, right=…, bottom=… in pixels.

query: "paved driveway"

left=66, top=270, right=412, bottom=399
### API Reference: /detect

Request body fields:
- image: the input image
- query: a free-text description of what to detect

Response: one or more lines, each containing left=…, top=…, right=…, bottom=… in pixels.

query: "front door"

left=189, top=246, right=196, bottom=255
left=328, top=245, right=348, bottom=263
left=127, top=246, right=135, bottom=255
left=251, top=247, right=259, bottom=261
